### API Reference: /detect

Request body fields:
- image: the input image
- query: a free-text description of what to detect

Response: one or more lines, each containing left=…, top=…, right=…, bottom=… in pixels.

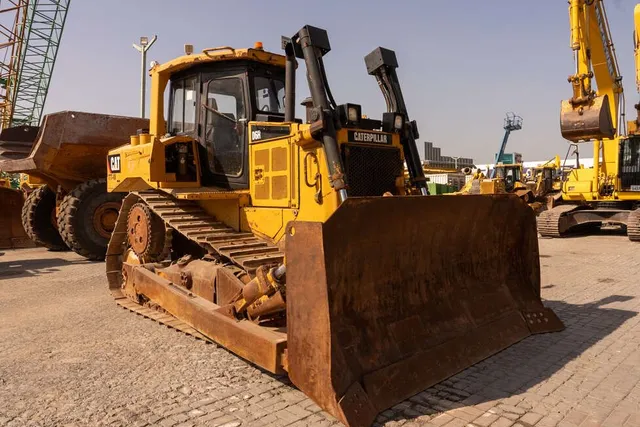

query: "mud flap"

left=0, top=187, right=34, bottom=249
left=560, top=95, right=614, bottom=142
left=285, top=194, right=564, bottom=427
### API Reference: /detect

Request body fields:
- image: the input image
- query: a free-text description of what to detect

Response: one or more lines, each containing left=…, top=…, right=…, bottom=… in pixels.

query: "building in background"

left=423, top=141, right=474, bottom=170
left=422, top=141, right=474, bottom=191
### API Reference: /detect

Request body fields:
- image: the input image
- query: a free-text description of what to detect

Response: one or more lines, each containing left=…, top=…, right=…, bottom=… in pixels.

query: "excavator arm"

left=561, top=0, right=624, bottom=142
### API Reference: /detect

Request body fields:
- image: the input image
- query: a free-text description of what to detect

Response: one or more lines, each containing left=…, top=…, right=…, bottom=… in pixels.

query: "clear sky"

left=44, top=0, right=637, bottom=164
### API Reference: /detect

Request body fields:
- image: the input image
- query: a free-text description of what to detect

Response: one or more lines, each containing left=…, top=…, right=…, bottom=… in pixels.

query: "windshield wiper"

left=268, top=80, right=281, bottom=110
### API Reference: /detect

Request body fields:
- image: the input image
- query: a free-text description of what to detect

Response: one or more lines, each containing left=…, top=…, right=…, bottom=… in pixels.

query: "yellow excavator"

left=538, top=0, right=640, bottom=240
left=105, top=26, right=563, bottom=426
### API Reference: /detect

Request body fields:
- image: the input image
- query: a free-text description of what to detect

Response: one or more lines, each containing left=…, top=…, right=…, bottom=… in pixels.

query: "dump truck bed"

left=0, top=111, right=148, bottom=190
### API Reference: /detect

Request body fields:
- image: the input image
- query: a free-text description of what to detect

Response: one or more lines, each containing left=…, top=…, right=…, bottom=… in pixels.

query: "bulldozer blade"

left=0, top=187, right=34, bottom=249
left=560, top=95, right=614, bottom=142
left=285, top=194, right=564, bottom=427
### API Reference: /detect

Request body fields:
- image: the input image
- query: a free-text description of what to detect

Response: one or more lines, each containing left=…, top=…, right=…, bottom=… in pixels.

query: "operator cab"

left=495, top=164, right=521, bottom=192
left=168, top=60, right=286, bottom=189
left=619, top=135, right=640, bottom=192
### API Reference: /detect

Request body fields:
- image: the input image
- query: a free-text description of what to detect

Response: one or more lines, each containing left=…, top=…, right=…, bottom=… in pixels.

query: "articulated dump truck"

left=0, top=111, right=148, bottom=258
left=105, top=26, right=564, bottom=426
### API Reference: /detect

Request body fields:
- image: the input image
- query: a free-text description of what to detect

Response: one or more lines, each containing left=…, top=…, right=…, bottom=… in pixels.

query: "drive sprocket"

left=127, top=202, right=167, bottom=261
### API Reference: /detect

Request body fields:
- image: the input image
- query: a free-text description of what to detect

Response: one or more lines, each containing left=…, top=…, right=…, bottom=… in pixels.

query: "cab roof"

left=152, top=46, right=286, bottom=76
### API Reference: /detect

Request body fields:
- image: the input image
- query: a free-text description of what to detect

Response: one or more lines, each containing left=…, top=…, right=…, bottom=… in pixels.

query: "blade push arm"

left=283, top=26, right=348, bottom=202
left=365, top=48, right=428, bottom=195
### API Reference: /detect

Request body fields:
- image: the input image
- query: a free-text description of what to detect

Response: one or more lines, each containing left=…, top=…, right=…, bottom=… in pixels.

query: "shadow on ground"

left=379, top=294, right=636, bottom=424
left=0, top=257, right=92, bottom=280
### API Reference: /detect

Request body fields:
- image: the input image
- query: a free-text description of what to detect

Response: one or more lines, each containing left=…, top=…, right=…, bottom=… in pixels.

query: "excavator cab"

left=106, top=25, right=563, bottom=427
left=619, top=134, right=640, bottom=191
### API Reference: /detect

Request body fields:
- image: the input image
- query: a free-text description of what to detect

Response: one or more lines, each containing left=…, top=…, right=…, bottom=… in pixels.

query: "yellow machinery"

left=456, top=163, right=534, bottom=203
left=105, top=26, right=563, bottom=426
left=0, top=173, right=33, bottom=249
left=525, top=156, right=563, bottom=212
left=539, top=0, right=640, bottom=240
left=0, top=112, right=148, bottom=257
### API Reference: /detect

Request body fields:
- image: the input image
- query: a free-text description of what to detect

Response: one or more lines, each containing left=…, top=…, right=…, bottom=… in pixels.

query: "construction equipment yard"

left=0, top=235, right=638, bottom=427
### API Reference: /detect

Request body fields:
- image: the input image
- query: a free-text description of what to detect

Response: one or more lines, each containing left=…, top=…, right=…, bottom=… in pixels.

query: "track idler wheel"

left=127, top=202, right=167, bottom=261
left=21, top=184, right=68, bottom=251
left=57, top=179, right=124, bottom=261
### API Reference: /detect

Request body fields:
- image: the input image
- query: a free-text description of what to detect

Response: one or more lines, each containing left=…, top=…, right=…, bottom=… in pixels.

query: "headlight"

left=382, top=112, right=405, bottom=133
left=339, top=103, right=361, bottom=126
left=348, top=106, right=359, bottom=122
left=393, top=114, right=404, bottom=130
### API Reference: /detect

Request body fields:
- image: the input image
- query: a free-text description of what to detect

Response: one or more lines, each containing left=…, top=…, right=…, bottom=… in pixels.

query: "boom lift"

left=105, top=25, right=563, bottom=426
left=489, top=112, right=523, bottom=179
left=538, top=0, right=640, bottom=240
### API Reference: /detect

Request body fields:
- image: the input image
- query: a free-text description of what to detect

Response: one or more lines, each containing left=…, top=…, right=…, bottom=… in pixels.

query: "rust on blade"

left=285, top=194, right=564, bottom=427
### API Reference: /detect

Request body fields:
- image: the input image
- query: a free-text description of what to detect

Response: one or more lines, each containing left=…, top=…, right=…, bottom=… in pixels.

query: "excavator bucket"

left=560, top=95, right=614, bottom=142
left=285, top=194, right=564, bottom=427
left=0, top=185, right=33, bottom=249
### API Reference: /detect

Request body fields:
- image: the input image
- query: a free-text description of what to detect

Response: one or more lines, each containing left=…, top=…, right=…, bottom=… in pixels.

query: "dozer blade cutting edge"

left=285, top=194, right=564, bottom=426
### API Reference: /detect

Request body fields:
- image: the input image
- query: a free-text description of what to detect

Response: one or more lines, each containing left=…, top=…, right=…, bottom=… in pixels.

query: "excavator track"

left=537, top=204, right=580, bottom=237
left=628, top=209, right=640, bottom=242
left=106, top=189, right=284, bottom=342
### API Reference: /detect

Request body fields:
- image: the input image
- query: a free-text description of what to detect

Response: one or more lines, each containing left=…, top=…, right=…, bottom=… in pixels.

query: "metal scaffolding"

left=11, top=0, right=70, bottom=127
left=0, top=0, right=28, bottom=129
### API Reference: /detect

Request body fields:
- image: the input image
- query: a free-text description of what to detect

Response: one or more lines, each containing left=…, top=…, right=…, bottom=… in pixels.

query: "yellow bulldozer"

left=0, top=111, right=148, bottom=258
left=457, top=162, right=534, bottom=202
left=105, top=26, right=564, bottom=426
left=524, top=156, right=563, bottom=212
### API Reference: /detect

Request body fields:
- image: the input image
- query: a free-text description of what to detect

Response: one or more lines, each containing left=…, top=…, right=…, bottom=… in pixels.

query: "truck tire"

left=57, top=179, right=123, bottom=261
left=21, top=185, right=68, bottom=251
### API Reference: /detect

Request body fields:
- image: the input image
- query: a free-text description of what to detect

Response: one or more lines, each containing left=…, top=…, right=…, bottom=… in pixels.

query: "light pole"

left=133, top=35, right=157, bottom=118
left=451, top=156, right=460, bottom=170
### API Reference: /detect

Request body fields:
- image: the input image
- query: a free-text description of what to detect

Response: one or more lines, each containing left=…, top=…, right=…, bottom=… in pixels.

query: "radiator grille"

left=620, top=136, right=640, bottom=191
left=341, top=144, right=402, bottom=196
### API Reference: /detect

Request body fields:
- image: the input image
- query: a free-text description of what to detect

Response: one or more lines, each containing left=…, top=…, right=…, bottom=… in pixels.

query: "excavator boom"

left=560, top=0, right=623, bottom=142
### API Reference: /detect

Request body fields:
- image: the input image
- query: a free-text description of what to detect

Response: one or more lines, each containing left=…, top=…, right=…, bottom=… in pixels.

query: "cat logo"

left=108, top=154, right=121, bottom=173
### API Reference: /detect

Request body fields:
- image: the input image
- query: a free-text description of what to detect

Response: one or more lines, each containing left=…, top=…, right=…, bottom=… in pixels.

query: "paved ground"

left=1, top=234, right=640, bottom=427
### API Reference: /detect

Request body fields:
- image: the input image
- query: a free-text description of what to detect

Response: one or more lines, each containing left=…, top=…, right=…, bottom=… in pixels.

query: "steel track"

left=106, top=190, right=284, bottom=341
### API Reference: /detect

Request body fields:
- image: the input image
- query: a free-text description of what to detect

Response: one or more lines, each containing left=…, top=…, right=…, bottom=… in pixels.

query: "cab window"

left=254, top=77, right=284, bottom=114
left=204, top=77, right=245, bottom=177
left=170, top=76, right=197, bottom=134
